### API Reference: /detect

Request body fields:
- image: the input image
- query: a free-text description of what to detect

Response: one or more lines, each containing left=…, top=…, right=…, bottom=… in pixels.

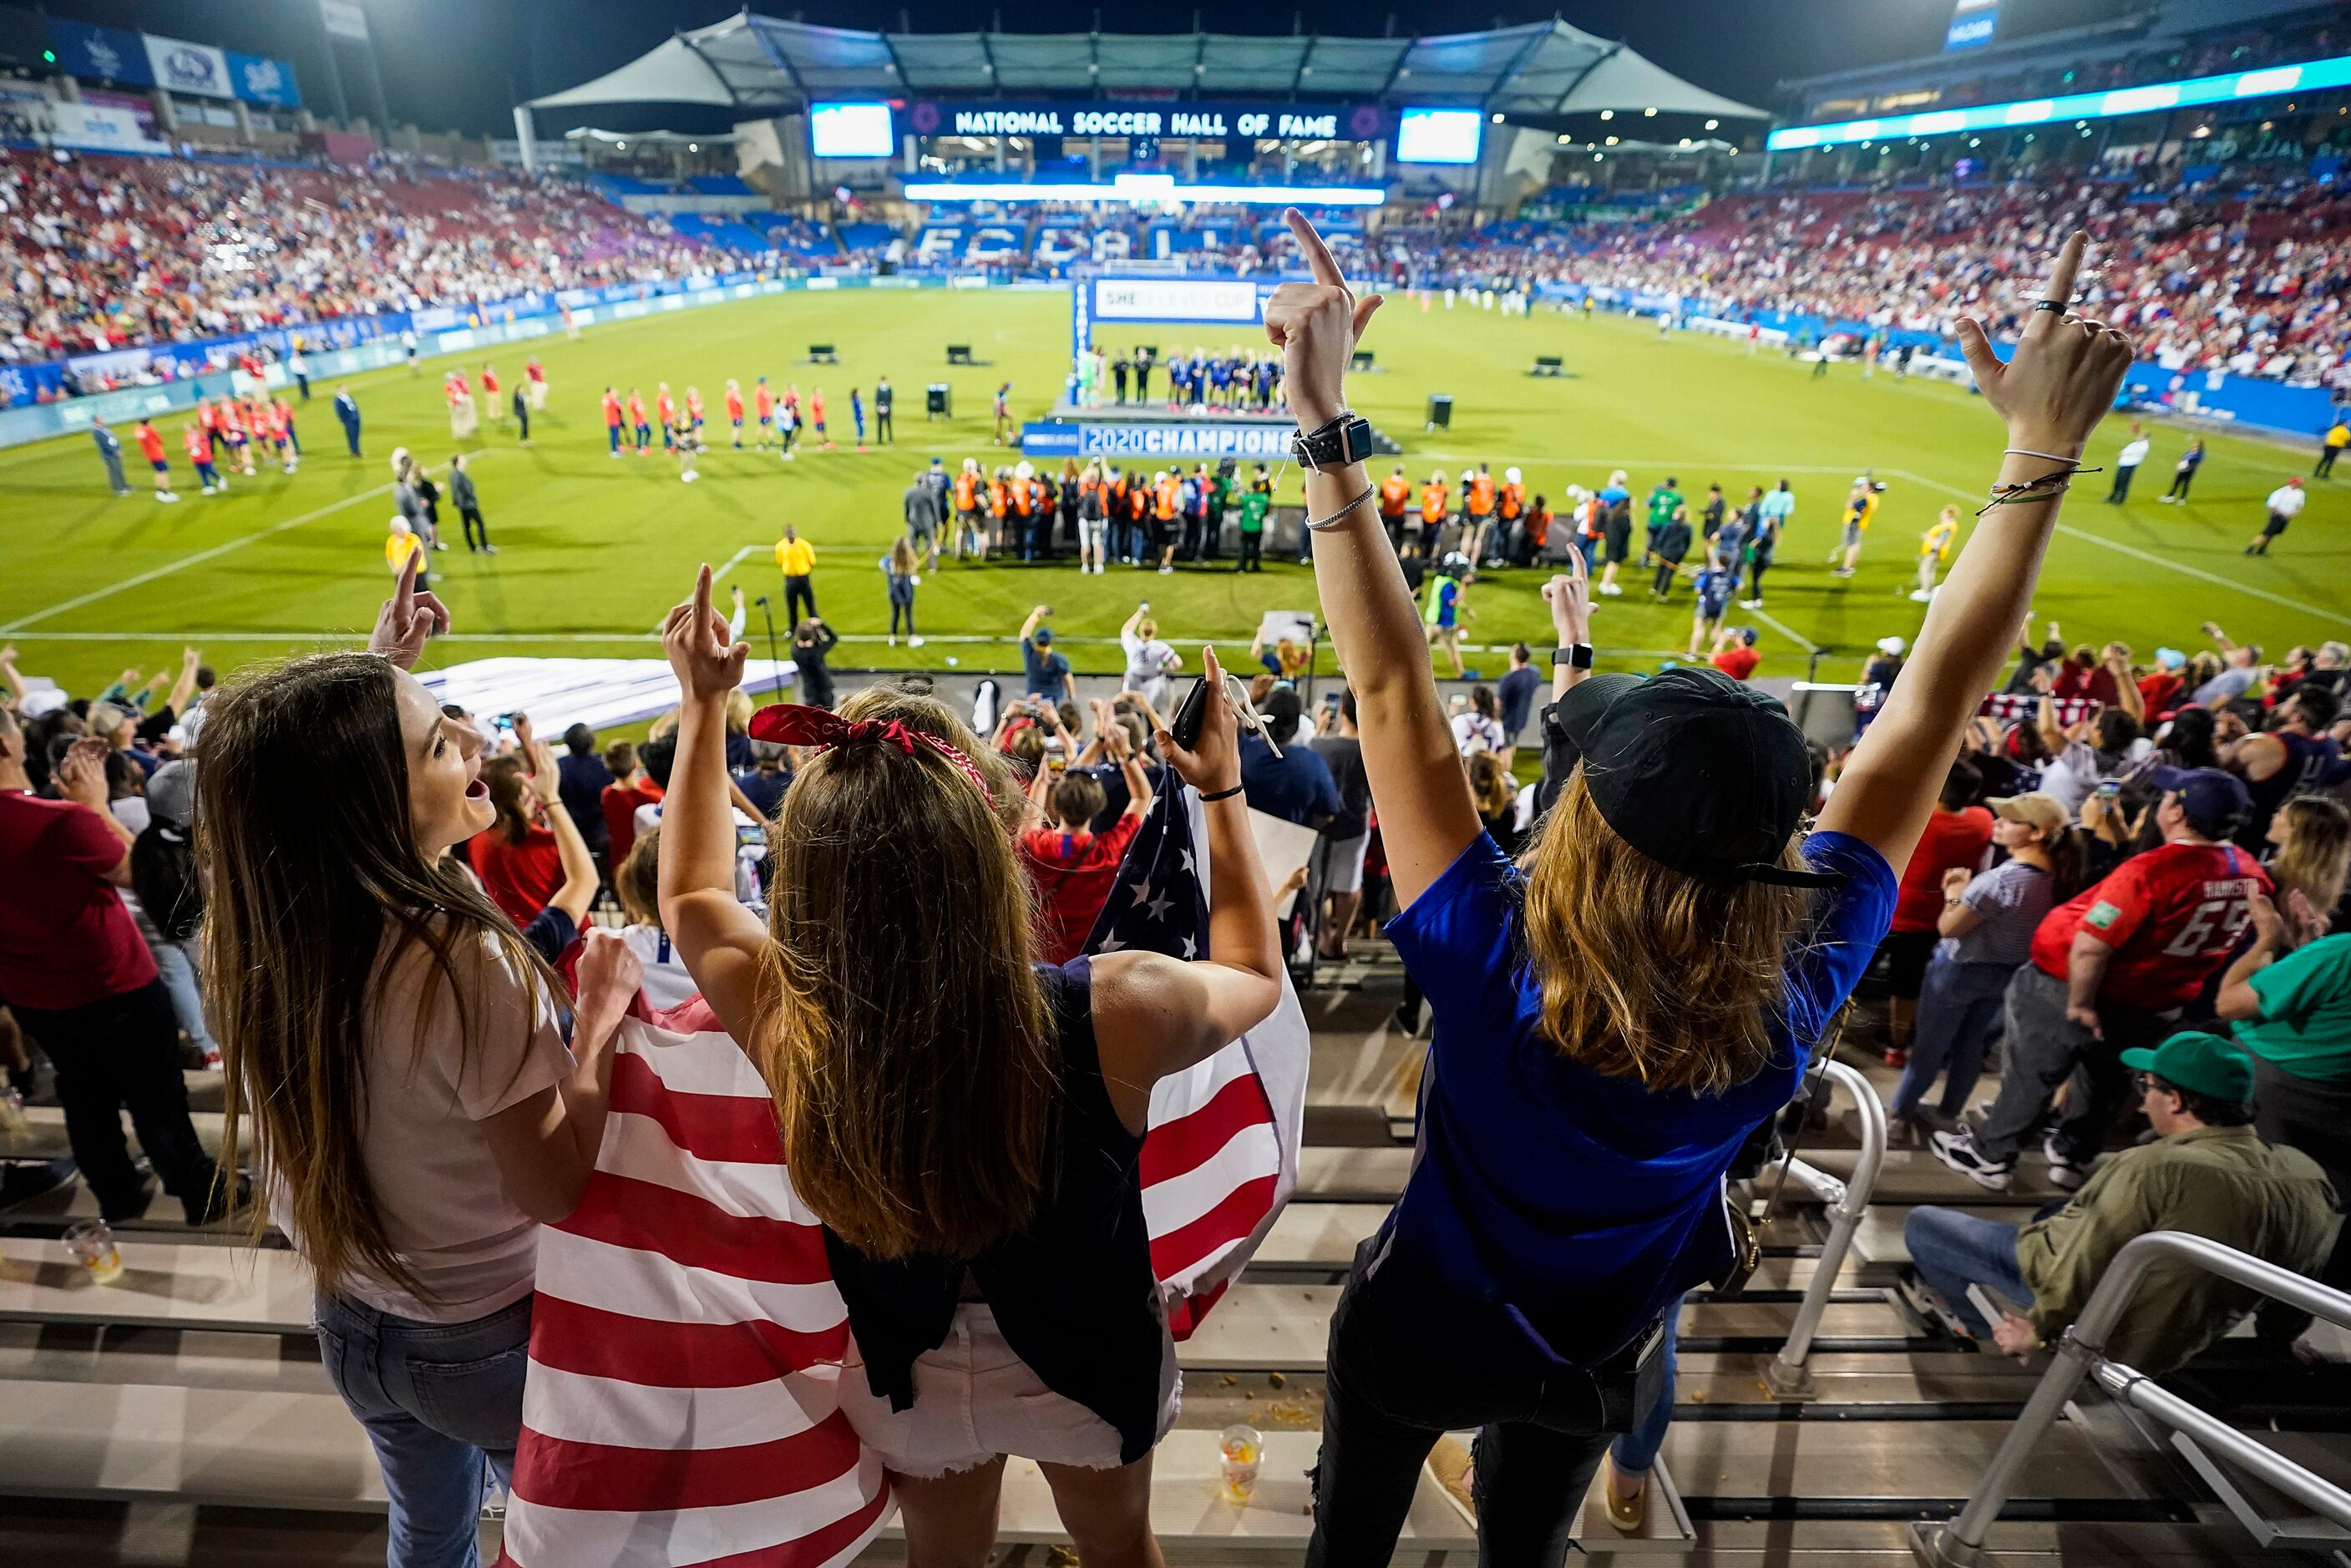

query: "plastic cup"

left=64, top=1220, right=124, bottom=1286
left=1219, top=1422, right=1262, bottom=1505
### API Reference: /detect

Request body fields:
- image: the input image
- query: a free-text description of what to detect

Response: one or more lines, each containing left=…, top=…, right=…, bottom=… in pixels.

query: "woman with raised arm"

left=1264, top=211, right=2131, bottom=1565
left=196, top=554, right=641, bottom=1568
left=655, top=565, right=1284, bottom=1567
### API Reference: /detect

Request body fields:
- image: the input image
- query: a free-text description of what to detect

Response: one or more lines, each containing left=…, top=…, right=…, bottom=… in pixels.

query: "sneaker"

left=1599, top=582, right=1622, bottom=596
left=1740, top=598, right=1764, bottom=608
left=158, top=492, right=179, bottom=503
left=1931, top=1127, right=2015, bottom=1191
left=681, top=470, right=700, bottom=483
left=483, top=544, right=498, bottom=554
left=1832, top=567, right=1856, bottom=578
left=432, top=540, right=449, bottom=551
left=2042, top=1132, right=2091, bottom=1191
left=1159, top=564, right=1173, bottom=574
left=1908, top=589, right=1933, bottom=602
left=909, top=635, right=925, bottom=648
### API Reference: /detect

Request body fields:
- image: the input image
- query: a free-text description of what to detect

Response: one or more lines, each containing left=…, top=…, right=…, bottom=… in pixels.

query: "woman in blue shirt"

left=1264, top=212, right=2132, bottom=1565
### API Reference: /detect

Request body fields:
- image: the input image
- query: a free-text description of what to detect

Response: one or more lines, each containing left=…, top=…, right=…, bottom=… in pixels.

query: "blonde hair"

left=754, top=690, right=1055, bottom=1258
left=616, top=827, right=661, bottom=926
left=1466, top=751, right=1515, bottom=818
left=1135, top=614, right=1158, bottom=641
left=889, top=537, right=918, bottom=575
left=1518, top=771, right=1817, bottom=1095
left=2272, top=796, right=2351, bottom=928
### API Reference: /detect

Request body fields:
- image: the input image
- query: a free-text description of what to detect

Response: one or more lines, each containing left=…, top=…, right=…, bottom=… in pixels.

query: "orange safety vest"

left=1421, top=483, right=1448, bottom=524
left=1379, top=476, right=1411, bottom=517
left=1467, top=474, right=1495, bottom=517
left=1154, top=478, right=1179, bottom=519
left=1011, top=479, right=1032, bottom=516
left=1527, top=507, right=1552, bottom=546
left=1498, top=482, right=1525, bottom=520
left=988, top=478, right=1008, bottom=516
left=954, top=471, right=978, bottom=509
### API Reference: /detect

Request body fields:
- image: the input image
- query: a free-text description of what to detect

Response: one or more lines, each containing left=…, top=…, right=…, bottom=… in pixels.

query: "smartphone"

left=1170, top=675, right=1212, bottom=751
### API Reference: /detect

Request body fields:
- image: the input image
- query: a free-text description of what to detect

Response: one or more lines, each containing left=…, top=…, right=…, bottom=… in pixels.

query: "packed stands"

left=0, top=149, right=799, bottom=371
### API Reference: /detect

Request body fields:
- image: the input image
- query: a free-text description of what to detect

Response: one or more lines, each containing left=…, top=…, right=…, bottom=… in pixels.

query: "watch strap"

left=1290, top=413, right=1372, bottom=472
left=1550, top=645, right=1594, bottom=669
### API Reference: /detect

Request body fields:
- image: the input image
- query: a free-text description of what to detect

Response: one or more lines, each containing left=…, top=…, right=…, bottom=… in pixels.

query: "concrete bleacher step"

left=1849, top=1202, right=2024, bottom=1286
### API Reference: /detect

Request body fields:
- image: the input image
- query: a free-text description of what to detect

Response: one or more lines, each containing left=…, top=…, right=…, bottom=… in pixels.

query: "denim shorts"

left=835, top=1302, right=1177, bottom=1478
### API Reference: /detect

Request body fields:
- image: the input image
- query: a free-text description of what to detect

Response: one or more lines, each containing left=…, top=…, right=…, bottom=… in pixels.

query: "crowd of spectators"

left=1398, top=164, right=2351, bottom=387
left=1, top=149, right=753, bottom=369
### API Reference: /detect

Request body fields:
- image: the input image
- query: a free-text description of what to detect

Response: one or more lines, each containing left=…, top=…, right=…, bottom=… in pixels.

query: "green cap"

left=2118, top=1031, right=2254, bottom=1105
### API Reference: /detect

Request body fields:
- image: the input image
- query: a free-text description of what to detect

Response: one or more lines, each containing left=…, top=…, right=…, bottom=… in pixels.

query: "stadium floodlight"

left=899, top=180, right=1386, bottom=206
left=1769, top=50, right=2351, bottom=150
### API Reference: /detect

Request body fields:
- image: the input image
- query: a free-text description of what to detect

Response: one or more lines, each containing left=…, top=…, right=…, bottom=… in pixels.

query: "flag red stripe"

left=1137, top=1071, right=1274, bottom=1186
left=1164, top=1276, right=1230, bottom=1339
left=610, top=1050, right=786, bottom=1166
left=527, top=1292, right=847, bottom=1386
left=673, top=1483, right=892, bottom=1568
left=511, top=1408, right=864, bottom=1513
left=557, top=1171, right=833, bottom=1285
left=1148, top=1171, right=1279, bottom=1282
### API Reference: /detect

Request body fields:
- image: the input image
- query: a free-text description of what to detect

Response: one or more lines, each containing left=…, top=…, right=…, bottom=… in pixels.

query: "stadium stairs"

left=0, top=941, right=2342, bottom=1564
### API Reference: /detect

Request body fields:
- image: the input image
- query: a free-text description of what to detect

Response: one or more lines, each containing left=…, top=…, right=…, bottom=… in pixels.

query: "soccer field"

left=4, top=287, right=2346, bottom=701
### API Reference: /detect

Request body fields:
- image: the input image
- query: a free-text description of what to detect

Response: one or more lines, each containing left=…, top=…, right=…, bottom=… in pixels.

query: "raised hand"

left=369, top=549, right=448, bottom=670
left=571, top=928, right=643, bottom=1048
left=1542, top=549, right=1591, bottom=645
left=54, top=736, right=112, bottom=809
left=662, top=563, right=748, bottom=703
left=1262, top=209, right=1385, bottom=430
left=1157, top=648, right=1242, bottom=794
left=1953, top=231, right=2133, bottom=457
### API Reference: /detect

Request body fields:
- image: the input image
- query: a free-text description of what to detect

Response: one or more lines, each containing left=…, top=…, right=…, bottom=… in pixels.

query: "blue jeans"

left=1903, top=1208, right=2035, bottom=1338
left=149, top=938, right=218, bottom=1060
left=1609, top=1293, right=1680, bottom=1477
left=1892, top=957, right=2012, bottom=1119
left=314, top=1292, right=531, bottom=1568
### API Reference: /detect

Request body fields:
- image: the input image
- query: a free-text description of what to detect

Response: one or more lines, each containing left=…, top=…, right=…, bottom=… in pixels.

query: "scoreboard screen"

left=1395, top=109, right=1482, bottom=164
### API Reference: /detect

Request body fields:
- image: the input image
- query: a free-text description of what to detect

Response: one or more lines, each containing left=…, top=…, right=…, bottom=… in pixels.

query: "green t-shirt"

left=1239, top=490, right=1269, bottom=533
left=1647, top=487, right=1682, bottom=530
left=2242, top=933, right=2351, bottom=1084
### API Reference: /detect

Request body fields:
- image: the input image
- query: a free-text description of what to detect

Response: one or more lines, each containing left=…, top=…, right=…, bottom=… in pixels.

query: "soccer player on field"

left=686, top=386, right=705, bottom=436
left=602, top=387, right=625, bottom=458
left=656, top=384, right=677, bottom=449
left=725, top=380, right=745, bottom=448
left=1913, top=506, right=1958, bottom=602
left=220, top=397, right=256, bottom=474
left=481, top=364, right=502, bottom=423
left=627, top=388, right=650, bottom=454
left=182, top=420, right=221, bottom=494
left=133, top=420, right=177, bottom=502
left=525, top=356, right=548, bottom=412
left=811, top=387, right=829, bottom=449
left=754, top=377, right=774, bottom=447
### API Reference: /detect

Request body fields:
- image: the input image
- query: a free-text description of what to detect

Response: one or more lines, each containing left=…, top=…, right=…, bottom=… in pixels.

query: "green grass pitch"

left=3, top=288, right=2344, bottom=703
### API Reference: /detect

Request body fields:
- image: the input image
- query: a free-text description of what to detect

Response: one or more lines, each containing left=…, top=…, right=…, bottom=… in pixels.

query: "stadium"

left=1, top=0, right=2349, bottom=1563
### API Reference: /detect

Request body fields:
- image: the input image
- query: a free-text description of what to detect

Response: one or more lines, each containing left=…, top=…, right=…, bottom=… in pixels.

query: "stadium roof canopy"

left=527, top=10, right=1766, bottom=123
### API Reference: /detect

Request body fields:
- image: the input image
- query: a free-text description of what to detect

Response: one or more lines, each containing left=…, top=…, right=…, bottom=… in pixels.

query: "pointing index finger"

left=394, top=547, right=418, bottom=619
left=1284, top=207, right=1346, bottom=291
left=2040, top=230, right=2087, bottom=306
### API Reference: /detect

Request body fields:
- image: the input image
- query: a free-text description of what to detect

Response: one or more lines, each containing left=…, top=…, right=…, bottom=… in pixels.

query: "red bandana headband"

left=747, top=703, right=993, bottom=797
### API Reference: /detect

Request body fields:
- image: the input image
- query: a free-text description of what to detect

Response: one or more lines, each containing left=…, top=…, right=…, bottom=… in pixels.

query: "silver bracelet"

left=2002, top=447, right=2084, bottom=466
left=1305, top=485, right=1376, bottom=532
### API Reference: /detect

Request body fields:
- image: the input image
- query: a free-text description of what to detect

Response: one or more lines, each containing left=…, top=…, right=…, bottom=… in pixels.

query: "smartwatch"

left=1550, top=645, right=1594, bottom=670
left=1290, top=412, right=1375, bottom=473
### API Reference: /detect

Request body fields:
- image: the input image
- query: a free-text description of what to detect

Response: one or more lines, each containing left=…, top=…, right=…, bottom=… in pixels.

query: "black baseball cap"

left=1551, top=668, right=1846, bottom=888
left=2145, top=766, right=2252, bottom=841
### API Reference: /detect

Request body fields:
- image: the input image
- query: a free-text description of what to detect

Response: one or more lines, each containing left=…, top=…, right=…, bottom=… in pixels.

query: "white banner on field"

left=1094, top=277, right=1259, bottom=322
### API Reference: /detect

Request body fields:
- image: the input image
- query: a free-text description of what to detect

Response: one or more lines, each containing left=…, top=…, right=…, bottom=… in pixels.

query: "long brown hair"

left=196, top=653, right=559, bottom=1297
left=481, top=754, right=534, bottom=846
left=756, top=687, right=1054, bottom=1258
left=2272, top=796, right=2351, bottom=926
left=1518, top=771, right=1816, bottom=1095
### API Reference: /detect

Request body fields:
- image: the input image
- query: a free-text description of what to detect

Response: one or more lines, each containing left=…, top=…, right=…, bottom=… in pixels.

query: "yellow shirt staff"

left=1913, top=505, right=1960, bottom=603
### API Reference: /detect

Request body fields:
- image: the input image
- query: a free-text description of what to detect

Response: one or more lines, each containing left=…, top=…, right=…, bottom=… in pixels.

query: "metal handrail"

left=1910, top=1230, right=2351, bottom=1568
left=1761, top=1057, right=1887, bottom=1399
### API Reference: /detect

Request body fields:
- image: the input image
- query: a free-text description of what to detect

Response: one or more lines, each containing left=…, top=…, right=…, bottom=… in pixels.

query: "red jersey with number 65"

left=2029, top=841, right=2270, bottom=1012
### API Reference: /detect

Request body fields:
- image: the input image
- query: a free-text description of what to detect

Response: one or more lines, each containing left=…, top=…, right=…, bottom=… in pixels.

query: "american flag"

left=497, top=787, right=1309, bottom=1566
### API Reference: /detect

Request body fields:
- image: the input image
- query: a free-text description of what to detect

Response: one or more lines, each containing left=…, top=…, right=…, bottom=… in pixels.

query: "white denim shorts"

left=835, top=1302, right=1179, bottom=1479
